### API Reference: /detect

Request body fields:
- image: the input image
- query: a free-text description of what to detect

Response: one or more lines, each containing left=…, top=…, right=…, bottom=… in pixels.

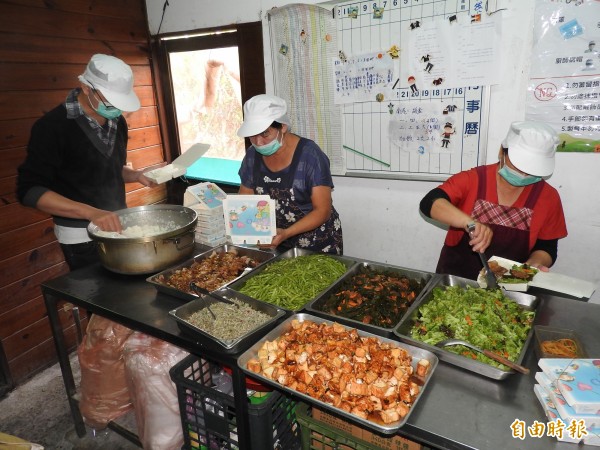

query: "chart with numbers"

left=335, top=0, right=490, bottom=180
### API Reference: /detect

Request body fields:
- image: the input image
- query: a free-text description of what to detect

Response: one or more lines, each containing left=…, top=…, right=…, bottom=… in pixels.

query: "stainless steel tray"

left=394, top=274, right=539, bottom=380
left=304, top=262, right=435, bottom=337
left=147, top=244, right=275, bottom=301
left=169, top=287, right=286, bottom=353
left=237, top=313, right=438, bottom=434
left=226, top=248, right=357, bottom=311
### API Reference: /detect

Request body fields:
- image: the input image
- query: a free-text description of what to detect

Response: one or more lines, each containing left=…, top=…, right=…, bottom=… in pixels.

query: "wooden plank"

left=0, top=86, right=156, bottom=121
left=0, top=202, right=49, bottom=235
left=0, top=296, right=80, bottom=341
left=0, top=176, right=18, bottom=203
left=1, top=0, right=145, bottom=21
left=126, top=184, right=167, bottom=206
left=0, top=117, right=36, bottom=151
left=0, top=146, right=25, bottom=179
left=127, top=125, right=162, bottom=149
left=0, top=4, right=147, bottom=44
left=0, top=263, right=68, bottom=313
left=0, top=239, right=65, bottom=288
left=0, top=62, right=152, bottom=91
left=6, top=325, right=80, bottom=384
left=0, top=34, right=150, bottom=65
left=2, top=304, right=78, bottom=360
left=0, top=220, right=58, bottom=275
left=127, top=145, right=165, bottom=169
left=125, top=105, right=159, bottom=129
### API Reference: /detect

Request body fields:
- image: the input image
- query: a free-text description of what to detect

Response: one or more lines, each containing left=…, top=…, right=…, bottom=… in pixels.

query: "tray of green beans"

left=226, top=248, right=357, bottom=311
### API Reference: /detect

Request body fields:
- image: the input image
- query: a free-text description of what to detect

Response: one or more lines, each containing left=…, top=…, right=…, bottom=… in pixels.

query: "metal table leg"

left=43, top=289, right=87, bottom=437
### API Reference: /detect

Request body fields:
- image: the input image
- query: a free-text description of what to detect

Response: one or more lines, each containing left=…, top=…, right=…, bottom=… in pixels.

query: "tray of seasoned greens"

left=394, top=274, right=539, bottom=380
left=169, top=287, right=286, bottom=353
left=147, top=244, right=275, bottom=301
left=226, top=248, right=357, bottom=311
left=304, top=262, right=435, bottom=337
left=238, top=313, right=438, bottom=434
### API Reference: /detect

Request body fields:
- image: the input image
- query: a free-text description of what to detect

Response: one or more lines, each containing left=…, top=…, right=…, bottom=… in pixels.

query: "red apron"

left=436, top=166, right=544, bottom=279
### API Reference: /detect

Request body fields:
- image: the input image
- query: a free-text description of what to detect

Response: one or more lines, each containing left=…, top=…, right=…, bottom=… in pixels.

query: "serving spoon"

left=435, top=339, right=530, bottom=374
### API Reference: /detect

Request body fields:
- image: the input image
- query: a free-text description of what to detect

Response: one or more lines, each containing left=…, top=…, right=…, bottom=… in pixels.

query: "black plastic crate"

left=170, top=354, right=300, bottom=450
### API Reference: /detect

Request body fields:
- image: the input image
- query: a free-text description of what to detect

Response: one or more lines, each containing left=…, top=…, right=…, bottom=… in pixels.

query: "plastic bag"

left=77, top=315, right=134, bottom=430
left=123, top=332, right=188, bottom=450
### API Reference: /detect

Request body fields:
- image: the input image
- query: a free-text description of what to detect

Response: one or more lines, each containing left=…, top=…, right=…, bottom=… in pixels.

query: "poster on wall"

left=526, top=0, right=600, bottom=153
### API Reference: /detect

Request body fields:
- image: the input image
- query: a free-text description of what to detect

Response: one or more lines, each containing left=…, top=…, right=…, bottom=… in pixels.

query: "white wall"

left=146, top=0, right=600, bottom=303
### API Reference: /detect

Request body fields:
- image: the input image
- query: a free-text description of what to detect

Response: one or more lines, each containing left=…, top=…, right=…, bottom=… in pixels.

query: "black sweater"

left=17, top=104, right=128, bottom=228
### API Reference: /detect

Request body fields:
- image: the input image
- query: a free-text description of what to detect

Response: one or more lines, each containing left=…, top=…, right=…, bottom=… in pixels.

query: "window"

left=152, top=23, right=265, bottom=186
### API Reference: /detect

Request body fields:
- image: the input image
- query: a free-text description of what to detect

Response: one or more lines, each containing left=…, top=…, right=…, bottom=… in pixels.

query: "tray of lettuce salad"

left=394, top=274, right=538, bottom=380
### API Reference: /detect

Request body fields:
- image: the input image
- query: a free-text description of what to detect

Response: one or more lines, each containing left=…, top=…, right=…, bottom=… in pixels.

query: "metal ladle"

left=435, top=339, right=530, bottom=374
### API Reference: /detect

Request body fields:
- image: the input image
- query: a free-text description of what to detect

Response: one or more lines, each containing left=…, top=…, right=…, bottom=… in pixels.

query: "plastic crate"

left=295, top=402, right=423, bottom=450
left=170, top=354, right=300, bottom=450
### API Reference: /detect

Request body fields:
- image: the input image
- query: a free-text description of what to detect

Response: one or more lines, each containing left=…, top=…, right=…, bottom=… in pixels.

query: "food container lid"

left=146, top=143, right=210, bottom=184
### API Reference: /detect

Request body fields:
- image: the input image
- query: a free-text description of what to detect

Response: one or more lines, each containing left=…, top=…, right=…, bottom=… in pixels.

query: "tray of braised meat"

left=147, top=244, right=274, bottom=301
left=304, top=262, right=435, bottom=337
left=238, top=313, right=438, bottom=434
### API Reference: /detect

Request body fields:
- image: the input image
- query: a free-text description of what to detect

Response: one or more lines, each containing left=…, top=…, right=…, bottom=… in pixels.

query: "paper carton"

left=311, top=407, right=422, bottom=450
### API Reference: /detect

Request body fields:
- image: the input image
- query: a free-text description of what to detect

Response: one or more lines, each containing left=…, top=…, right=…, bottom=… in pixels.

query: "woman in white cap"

left=17, top=54, right=157, bottom=270
left=419, top=121, right=567, bottom=279
left=237, top=94, right=343, bottom=254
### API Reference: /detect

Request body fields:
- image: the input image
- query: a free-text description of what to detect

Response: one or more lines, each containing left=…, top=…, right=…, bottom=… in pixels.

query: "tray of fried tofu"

left=237, top=313, right=438, bottom=434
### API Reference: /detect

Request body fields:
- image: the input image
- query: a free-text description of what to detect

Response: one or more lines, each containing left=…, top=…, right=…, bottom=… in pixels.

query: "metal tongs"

left=467, top=223, right=499, bottom=290
left=189, top=282, right=236, bottom=319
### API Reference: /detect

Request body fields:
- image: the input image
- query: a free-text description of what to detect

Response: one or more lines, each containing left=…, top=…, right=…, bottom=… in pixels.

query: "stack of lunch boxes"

left=183, top=182, right=228, bottom=247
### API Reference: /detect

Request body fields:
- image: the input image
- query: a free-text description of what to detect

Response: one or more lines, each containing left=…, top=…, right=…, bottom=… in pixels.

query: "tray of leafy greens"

left=394, top=274, right=538, bottom=380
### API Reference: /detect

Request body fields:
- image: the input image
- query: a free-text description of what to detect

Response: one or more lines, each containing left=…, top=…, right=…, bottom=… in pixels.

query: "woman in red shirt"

left=419, top=121, right=567, bottom=280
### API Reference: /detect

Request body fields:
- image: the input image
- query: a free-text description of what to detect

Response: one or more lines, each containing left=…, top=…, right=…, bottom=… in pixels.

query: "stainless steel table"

left=42, top=260, right=283, bottom=449
left=43, top=262, right=600, bottom=450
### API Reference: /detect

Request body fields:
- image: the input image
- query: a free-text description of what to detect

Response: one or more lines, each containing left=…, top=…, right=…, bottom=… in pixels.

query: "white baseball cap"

left=501, top=121, right=559, bottom=177
left=237, top=94, right=291, bottom=137
left=78, top=54, right=140, bottom=112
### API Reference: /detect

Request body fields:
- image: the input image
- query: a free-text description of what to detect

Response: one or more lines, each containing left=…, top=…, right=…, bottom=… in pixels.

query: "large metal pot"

left=87, top=205, right=198, bottom=274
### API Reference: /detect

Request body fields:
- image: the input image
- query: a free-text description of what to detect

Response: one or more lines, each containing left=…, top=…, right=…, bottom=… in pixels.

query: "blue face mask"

left=498, top=157, right=542, bottom=186
left=88, top=89, right=122, bottom=119
left=96, top=103, right=122, bottom=120
left=254, top=130, right=282, bottom=156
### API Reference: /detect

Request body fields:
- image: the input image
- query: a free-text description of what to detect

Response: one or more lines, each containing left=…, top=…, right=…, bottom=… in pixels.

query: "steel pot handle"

left=164, top=230, right=195, bottom=252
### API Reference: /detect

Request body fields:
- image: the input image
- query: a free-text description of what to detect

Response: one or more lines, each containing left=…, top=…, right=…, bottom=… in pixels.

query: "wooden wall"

left=0, top=0, right=166, bottom=385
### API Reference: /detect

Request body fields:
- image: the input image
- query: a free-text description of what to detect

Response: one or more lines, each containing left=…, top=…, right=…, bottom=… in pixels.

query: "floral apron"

left=252, top=144, right=343, bottom=255
left=436, top=165, right=544, bottom=279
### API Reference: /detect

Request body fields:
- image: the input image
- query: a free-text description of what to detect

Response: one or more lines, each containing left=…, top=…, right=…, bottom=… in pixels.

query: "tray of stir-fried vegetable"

left=394, top=274, right=539, bottom=380
left=226, top=248, right=357, bottom=311
left=304, top=262, right=435, bottom=337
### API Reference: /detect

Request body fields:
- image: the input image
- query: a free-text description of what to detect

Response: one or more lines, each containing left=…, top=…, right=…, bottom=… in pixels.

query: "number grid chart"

left=335, top=0, right=489, bottom=181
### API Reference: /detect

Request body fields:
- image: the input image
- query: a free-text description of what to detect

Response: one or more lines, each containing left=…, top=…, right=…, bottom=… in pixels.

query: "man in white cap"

left=419, top=121, right=567, bottom=280
left=237, top=94, right=343, bottom=254
left=17, top=54, right=157, bottom=270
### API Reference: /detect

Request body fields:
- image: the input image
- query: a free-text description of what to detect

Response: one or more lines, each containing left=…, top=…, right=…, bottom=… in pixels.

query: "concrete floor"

left=0, top=353, right=140, bottom=450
